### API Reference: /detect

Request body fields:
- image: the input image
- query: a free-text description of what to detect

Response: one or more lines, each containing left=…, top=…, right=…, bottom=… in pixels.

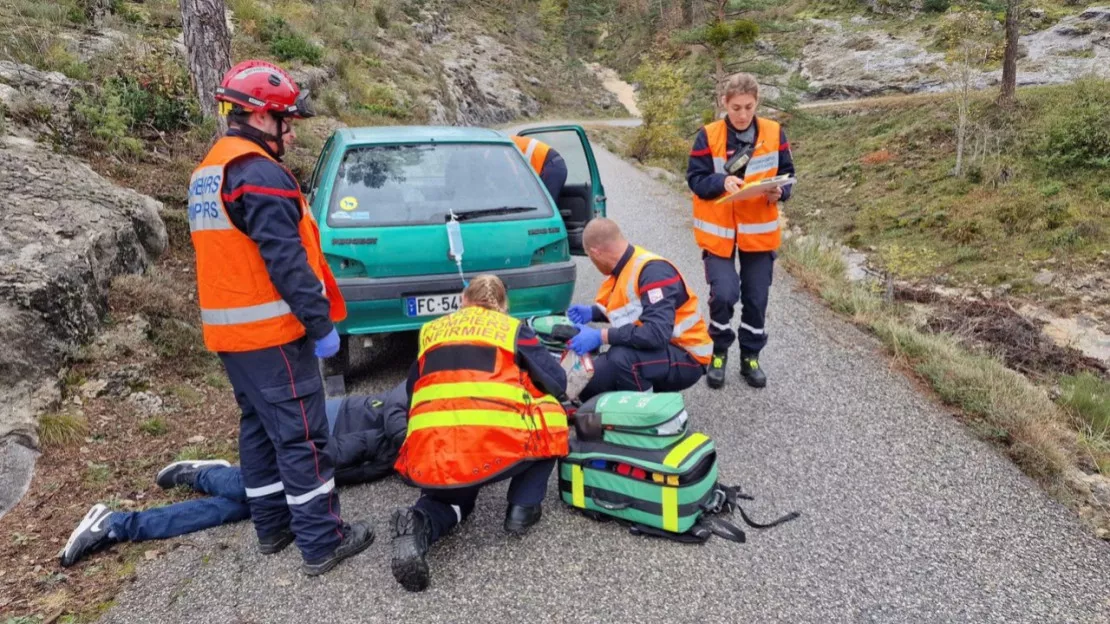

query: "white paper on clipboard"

left=715, top=174, right=796, bottom=203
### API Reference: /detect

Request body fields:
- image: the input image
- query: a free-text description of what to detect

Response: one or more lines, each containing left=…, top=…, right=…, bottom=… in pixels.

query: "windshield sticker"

left=339, top=196, right=359, bottom=211
left=350, top=211, right=370, bottom=220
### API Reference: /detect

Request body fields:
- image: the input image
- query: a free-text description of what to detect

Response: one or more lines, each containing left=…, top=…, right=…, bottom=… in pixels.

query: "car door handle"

left=595, top=195, right=606, bottom=202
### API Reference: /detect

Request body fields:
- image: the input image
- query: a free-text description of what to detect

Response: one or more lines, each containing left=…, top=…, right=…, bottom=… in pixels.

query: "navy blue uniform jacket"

left=221, top=129, right=334, bottom=341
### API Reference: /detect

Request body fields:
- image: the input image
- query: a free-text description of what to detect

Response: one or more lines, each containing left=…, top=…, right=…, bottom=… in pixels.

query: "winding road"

left=98, top=124, right=1110, bottom=624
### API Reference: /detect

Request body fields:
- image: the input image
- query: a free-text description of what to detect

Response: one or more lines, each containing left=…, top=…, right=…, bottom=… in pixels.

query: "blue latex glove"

left=568, top=323, right=602, bottom=355
left=567, top=304, right=594, bottom=325
left=314, top=328, right=341, bottom=358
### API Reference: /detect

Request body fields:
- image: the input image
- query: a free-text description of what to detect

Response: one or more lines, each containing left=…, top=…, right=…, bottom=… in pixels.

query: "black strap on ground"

left=716, top=483, right=802, bottom=530
left=699, top=516, right=747, bottom=543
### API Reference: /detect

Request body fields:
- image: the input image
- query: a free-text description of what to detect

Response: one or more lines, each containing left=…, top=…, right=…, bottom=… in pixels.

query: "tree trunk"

left=998, top=0, right=1020, bottom=107
left=180, top=0, right=232, bottom=135
left=681, top=0, right=694, bottom=25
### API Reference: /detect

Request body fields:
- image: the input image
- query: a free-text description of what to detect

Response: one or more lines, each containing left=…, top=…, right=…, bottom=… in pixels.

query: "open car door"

left=515, top=125, right=607, bottom=255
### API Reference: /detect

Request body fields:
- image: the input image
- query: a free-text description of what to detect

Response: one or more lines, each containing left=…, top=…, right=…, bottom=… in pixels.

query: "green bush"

left=374, top=4, right=389, bottom=28
left=72, top=87, right=144, bottom=159
left=1036, top=79, right=1110, bottom=173
left=628, top=59, right=689, bottom=166
left=923, top=0, right=950, bottom=12
left=259, top=17, right=323, bottom=65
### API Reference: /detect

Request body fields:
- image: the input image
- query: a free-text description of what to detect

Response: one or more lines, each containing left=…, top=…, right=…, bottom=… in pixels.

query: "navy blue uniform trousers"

left=414, top=459, right=556, bottom=543
left=578, top=344, right=705, bottom=402
left=218, top=335, right=343, bottom=561
left=703, top=249, right=775, bottom=355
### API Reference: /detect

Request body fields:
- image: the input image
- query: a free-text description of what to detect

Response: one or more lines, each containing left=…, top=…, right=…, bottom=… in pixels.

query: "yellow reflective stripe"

left=408, top=409, right=568, bottom=433
left=662, top=486, right=678, bottom=531
left=571, top=464, right=585, bottom=508
left=663, top=432, right=709, bottom=468
left=413, top=381, right=529, bottom=406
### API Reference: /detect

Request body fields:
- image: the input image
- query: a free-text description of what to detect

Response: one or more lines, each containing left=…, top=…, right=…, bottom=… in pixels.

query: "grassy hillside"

left=0, top=0, right=616, bottom=207
left=785, top=80, right=1110, bottom=296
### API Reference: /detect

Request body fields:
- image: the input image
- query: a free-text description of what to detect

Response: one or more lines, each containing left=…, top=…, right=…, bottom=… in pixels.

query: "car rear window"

left=326, top=143, right=554, bottom=227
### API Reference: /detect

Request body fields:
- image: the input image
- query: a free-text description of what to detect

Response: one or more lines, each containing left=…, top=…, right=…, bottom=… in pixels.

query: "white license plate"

left=406, top=293, right=461, bottom=317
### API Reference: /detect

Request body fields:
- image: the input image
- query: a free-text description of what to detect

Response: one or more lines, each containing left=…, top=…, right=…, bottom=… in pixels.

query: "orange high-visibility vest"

left=394, top=305, right=570, bottom=489
left=511, top=135, right=551, bottom=175
left=187, top=136, right=346, bottom=353
left=594, top=246, right=714, bottom=365
left=691, top=117, right=782, bottom=256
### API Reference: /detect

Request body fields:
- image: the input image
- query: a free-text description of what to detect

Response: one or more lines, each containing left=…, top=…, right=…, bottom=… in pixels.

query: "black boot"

left=706, top=352, right=728, bottom=389
left=258, top=529, right=295, bottom=555
left=504, top=504, right=542, bottom=536
left=740, top=353, right=767, bottom=388
left=390, top=508, right=431, bottom=592
left=301, top=520, right=374, bottom=577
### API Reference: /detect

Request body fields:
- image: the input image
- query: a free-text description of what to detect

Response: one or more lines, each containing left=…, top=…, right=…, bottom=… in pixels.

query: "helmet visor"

left=289, top=91, right=316, bottom=119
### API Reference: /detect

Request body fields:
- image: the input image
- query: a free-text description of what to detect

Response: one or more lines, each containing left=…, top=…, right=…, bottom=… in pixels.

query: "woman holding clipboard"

left=686, top=73, right=796, bottom=390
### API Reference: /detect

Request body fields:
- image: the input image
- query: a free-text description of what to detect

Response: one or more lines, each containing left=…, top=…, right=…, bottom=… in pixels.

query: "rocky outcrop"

left=799, top=9, right=1110, bottom=101
left=426, top=33, right=543, bottom=126
left=0, top=136, right=168, bottom=453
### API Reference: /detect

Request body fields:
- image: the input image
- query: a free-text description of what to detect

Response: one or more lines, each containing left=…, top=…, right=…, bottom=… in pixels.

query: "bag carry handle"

left=698, top=516, right=746, bottom=543
left=591, top=492, right=633, bottom=511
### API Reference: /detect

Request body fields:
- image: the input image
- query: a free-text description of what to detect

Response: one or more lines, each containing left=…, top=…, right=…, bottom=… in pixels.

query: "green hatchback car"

left=303, top=124, right=607, bottom=373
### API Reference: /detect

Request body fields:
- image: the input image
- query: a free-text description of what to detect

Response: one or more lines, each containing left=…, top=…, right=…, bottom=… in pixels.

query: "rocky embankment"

left=800, top=7, right=1110, bottom=100
left=0, top=63, right=167, bottom=514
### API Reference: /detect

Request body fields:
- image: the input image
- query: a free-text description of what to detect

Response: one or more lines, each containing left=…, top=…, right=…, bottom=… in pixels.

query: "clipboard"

left=715, top=174, right=796, bottom=203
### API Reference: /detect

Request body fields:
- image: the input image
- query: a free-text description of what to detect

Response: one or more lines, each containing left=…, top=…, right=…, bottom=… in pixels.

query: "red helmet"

left=215, top=60, right=315, bottom=118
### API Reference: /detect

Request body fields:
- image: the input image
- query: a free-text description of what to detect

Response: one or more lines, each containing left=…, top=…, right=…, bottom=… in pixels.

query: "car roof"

left=334, top=126, right=512, bottom=146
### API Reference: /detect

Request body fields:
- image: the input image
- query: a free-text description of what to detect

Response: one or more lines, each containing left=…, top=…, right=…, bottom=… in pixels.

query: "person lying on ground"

left=59, top=382, right=408, bottom=568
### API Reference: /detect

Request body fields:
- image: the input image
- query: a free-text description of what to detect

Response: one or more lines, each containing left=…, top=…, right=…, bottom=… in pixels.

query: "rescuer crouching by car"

left=389, top=275, right=570, bottom=593
left=565, top=218, right=714, bottom=401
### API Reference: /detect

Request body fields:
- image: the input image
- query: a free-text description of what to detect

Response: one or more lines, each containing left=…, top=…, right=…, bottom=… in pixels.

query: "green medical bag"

left=558, top=391, right=799, bottom=543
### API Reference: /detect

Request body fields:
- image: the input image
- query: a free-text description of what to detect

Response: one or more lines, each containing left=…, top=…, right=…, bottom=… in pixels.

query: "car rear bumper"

left=334, top=261, right=576, bottom=335
left=336, top=261, right=576, bottom=302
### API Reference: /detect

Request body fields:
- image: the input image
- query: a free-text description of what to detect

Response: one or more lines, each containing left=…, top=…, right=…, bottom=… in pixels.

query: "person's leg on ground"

left=737, top=250, right=775, bottom=388
left=391, top=486, right=481, bottom=593
left=504, top=459, right=556, bottom=535
left=194, top=465, right=248, bottom=502
left=703, top=250, right=740, bottom=389
left=59, top=495, right=251, bottom=567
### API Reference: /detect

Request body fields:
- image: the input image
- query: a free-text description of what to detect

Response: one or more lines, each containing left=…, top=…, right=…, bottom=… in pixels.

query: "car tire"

left=323, top=334, right=351, bottom=378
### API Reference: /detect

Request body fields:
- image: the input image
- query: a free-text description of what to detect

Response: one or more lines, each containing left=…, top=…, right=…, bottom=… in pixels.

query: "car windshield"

left=326, top=142, right=553, bottom=227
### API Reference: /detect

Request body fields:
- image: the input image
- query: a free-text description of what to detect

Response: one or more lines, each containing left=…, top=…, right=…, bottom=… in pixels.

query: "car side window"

left=519, top=130, right=590, bottom=187
left=306, top=135, right=336, bottom=202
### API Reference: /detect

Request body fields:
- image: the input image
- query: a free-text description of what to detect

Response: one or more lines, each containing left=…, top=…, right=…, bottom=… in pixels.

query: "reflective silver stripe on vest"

left=687, top=342, right=714, bottom=358
left=607, top=300, right=643, bottom=328
left=745, top=152, right=779, bottom=178
left=693, top=218, right=735, bottom=239
left=286, top=478, right=335, bottom=506
left=712, top=156, right=726, bottom=174
left=523, top=138, right=538, bottom=163
left=245, top=481, right=285, bottom=498
left=200, top=299, right=293, bottom=326
left=187, top=165, right=234, bottom=232
left=737, top=220, right=779, bottom=235
left=672, top=312, right=701, bottom=338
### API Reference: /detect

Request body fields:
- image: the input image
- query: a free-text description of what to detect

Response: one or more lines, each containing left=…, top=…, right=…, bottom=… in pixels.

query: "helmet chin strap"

left=233, top=113, right=287, bottom=159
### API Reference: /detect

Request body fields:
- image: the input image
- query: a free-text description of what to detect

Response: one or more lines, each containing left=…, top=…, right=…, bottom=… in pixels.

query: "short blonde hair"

left=720, top=73, right=760, bottom=103
left=462, top=274, right=508, bottom=313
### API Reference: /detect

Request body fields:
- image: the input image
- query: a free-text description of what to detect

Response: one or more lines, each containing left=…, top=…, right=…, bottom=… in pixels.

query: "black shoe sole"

left=301, top=531, right=375, bottom=577
left=258, top=532, right=295, bottom=556
left=706, top=375, right=725, bottom=389
left=390, top=510, right=431, bottom=592
left=390, top=546, right=431, bottom=592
